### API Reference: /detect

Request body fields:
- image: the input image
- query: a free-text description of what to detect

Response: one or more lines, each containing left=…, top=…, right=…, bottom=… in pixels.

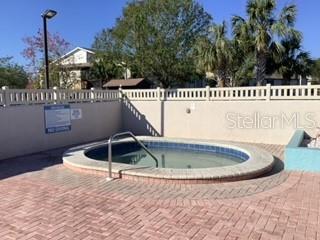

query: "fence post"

left=206, top=85, right=210, bottom=101
left=266, top=84, right=271, bottom=101
left=53, top=86, right=58, bottom=104
left=162, top=88, right=167, bottom=101
left=1, top=86, right=9, bottom=107
left=307, top=82, right=312, bottom=97
left=118, top=86, right=123, bottom=101
left=157, top=87, right=161, bottom=101
left=90, top=87, right=95, bottom=103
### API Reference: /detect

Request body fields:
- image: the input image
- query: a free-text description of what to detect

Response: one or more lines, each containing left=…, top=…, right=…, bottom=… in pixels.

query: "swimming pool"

left=85, top=141, right=249, bottom=169
left=63, top=137, right=274, bottom=183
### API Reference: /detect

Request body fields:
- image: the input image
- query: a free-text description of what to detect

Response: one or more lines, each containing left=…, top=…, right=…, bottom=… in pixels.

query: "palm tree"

left=229, top=44, right=256, bottom=86
left=233, top=0, right=300, bottom=86
left=277, top=36, right=312, bottom=81
left=196, top=21, right=233, bottom=87
left=311, top=59, right=320, bottom=83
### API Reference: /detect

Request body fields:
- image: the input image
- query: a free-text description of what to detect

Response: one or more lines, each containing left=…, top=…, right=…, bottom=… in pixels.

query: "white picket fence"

left=1, top=83, right=320, bottom=107
left=122, top=83, right=320, bottom=101
left=0, top=87, right=119, bottom=107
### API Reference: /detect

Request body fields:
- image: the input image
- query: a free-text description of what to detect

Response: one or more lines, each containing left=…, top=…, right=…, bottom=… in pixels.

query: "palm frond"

left=232, top=15, right=246, bottom=36
left=232, top=15, right=253, bottom=48
left=280, top=5, right=297, bottom=27
left=288, top=29, right=302, bottom=42
left=269, top=41, right=285, bottom=59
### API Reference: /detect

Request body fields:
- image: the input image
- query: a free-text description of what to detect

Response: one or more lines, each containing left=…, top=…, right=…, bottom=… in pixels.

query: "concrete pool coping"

left=63, top=137, right=275, bottom=183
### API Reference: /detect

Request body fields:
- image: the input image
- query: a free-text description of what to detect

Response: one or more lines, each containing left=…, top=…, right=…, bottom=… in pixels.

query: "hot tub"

left=63, top=137, right=274, bottom=183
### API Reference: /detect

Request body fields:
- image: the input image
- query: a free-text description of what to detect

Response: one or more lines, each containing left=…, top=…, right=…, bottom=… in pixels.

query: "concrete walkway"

left=0, top=143, right=319, bottom=239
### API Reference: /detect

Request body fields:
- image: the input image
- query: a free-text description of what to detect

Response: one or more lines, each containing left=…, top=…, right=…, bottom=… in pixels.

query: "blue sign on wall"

left=44, top=105, right=71, bottom=134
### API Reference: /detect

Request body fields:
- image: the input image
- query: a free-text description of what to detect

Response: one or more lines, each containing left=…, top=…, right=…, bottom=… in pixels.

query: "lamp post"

left=41, top=9, right=57, bottom=89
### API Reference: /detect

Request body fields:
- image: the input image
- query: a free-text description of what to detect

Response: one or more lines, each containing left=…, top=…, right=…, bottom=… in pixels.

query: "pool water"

left=85, top=142, right=245, bottom=169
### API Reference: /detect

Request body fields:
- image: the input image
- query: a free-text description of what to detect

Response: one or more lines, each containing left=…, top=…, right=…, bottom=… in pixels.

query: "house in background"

left=55, top=47, right=133, bottom=89
left=56, top=47, right=96, bottom=89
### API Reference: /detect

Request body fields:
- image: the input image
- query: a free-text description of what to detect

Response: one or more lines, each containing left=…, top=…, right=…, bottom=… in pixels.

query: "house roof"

left=104, top=78, right=145, bottom=88
left=53, top=47, right=95, bottom=63
left=80, top=47, right=96, bottom=52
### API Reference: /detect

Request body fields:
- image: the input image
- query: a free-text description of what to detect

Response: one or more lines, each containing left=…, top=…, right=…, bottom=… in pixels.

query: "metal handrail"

left=107, top=131, right=159, bottom=179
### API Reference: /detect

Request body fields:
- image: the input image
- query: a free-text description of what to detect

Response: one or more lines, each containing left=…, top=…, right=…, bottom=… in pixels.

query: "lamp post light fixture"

left=41, top=9, right=57, bottom=89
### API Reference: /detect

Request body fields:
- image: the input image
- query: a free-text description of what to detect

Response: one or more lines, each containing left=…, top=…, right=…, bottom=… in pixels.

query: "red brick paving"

left=0, top=144, right=319, bottom=239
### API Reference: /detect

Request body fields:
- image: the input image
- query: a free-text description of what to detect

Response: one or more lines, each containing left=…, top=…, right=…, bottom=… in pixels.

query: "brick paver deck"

left=0, top=143, right=319, bottom=239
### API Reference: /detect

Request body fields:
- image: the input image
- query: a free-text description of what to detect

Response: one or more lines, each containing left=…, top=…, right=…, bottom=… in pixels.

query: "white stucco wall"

left=0, top=102, right=122, bottom=160
left=122, top=100, right=320, bottom=145
left=2, top=98, right=320, bottom=160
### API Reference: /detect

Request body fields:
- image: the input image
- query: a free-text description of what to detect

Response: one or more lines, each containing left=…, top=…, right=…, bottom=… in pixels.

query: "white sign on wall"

left=71, top=108, right=82, bottom=120
left=44, top=105, right=71, bottom=134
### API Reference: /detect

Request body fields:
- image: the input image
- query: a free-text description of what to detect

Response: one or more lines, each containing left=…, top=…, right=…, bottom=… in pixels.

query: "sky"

left=0, top=0, right=319, bottom=65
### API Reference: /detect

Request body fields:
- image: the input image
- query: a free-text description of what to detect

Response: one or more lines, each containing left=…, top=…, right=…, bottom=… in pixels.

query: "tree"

left=92, top=29, right=122, bottom=54
left=93, top=0, right=211, bottom=88
left=196, top=22, right=256, bottom=87
left=0, top=57, right=28, bottom=88
left=311, top=59, right=320, bottom=83
left=233, top=0, right=300, bottom=85
left=276, top=35, right=312, bottom=81
left=91, top=29, right=127, bottom=87
left=196, top=22, right=233, bottom=87
left=229, top=43, right=256, bottom=87
left=22, top=29, right=71, bottom=88
left=89, top=52, right=125, bottom=88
